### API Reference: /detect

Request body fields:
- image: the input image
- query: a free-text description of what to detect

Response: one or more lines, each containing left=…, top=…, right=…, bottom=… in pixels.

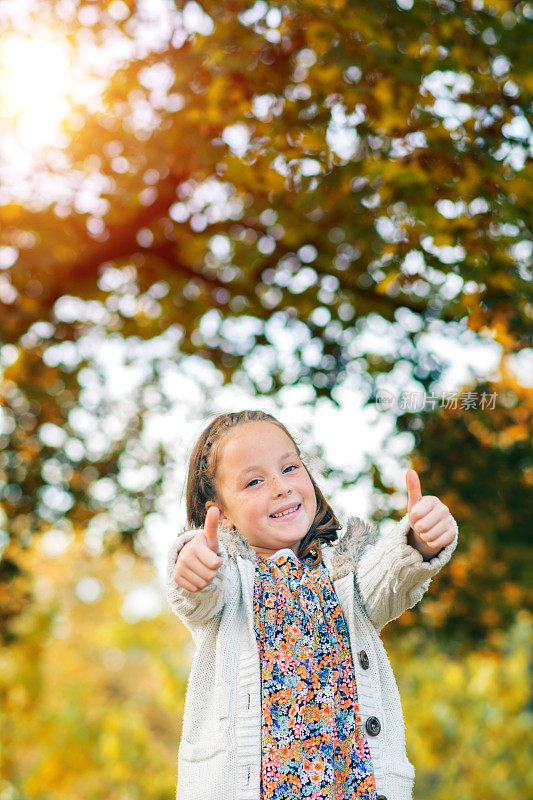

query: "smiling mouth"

left=270, top=503, right=301, bottom=519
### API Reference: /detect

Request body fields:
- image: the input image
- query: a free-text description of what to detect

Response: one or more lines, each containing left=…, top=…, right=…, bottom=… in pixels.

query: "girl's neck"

left=253, top=544, right=299, bottom=559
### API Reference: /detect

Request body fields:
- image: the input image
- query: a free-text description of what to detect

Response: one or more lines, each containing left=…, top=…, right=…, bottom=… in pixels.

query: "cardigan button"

left=365, top=716, right=381, bottom=736
left=359, top=650, right=369, bottom=669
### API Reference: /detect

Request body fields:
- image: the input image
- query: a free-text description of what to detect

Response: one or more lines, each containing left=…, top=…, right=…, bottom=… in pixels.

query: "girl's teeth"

left=271, top=504, right=300, bottom=518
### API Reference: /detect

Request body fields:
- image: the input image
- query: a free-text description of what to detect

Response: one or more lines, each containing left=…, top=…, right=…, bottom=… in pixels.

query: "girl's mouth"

left=270, top=503, right=301, bottom=520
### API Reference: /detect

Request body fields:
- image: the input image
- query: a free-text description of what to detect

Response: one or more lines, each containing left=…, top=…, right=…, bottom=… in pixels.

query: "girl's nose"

left=270, top=474, right=291, bottom=495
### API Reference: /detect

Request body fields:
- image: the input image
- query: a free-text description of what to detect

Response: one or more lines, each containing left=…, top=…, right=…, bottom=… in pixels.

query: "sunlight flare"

left=0, top=32, right=73, bottom=149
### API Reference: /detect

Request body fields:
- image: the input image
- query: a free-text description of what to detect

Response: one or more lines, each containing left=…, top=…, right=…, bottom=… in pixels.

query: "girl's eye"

left=245, top=465, right=297, bottom=488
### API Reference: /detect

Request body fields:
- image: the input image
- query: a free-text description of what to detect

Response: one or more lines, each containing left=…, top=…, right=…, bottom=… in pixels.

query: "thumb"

left=202, top=505, right=220, bottom=552
left=406, top=469, right=423, bottom=516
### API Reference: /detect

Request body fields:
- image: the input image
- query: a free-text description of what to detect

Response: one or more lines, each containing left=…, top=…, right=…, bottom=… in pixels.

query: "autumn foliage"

left=0, top=1, right=532, bottom=797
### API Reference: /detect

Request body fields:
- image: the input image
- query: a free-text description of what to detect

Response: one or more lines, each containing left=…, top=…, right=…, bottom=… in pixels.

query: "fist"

left=406, top=469, right=456, bottom=558
left=172, top=505, right=224, bottom=593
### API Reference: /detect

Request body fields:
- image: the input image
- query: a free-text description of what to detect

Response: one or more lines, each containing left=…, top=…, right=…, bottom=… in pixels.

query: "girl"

left=166, top=410, right=459, bottom=800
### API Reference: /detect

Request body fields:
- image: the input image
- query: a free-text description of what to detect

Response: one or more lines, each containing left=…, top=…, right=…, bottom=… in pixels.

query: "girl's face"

left=206, top=421, right=317, bottom=558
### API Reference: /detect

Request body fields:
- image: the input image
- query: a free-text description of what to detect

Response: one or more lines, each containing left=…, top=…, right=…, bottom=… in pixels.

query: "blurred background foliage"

left=0, top=0, right=531, bottom=797
left=1, top=530, right=531, bottom=798
left=1, top=533, right=189, bottom=798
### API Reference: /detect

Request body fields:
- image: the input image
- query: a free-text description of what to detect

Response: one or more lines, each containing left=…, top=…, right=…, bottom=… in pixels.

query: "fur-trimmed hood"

left=217, top=515, right=380, bottom=583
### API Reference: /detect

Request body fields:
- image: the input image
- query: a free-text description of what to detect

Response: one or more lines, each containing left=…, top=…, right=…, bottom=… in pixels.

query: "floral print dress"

left=253, top=549, right=378, bottom=800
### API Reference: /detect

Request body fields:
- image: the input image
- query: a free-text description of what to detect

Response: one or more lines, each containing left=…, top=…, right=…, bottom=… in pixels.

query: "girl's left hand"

left=406, top=469, right=456, bottom=559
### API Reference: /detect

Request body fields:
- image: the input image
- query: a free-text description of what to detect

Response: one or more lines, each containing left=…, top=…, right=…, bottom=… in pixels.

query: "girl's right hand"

left=172, top=505, right=224, bottom=592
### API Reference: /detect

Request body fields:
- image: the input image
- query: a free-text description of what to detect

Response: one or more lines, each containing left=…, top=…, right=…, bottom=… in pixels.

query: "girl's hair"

left=185, top=410, right=342, bottom=566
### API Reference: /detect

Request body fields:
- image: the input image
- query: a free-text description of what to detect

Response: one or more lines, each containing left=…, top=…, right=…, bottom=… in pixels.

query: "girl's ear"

left=205, top=500, right=234, bottom=531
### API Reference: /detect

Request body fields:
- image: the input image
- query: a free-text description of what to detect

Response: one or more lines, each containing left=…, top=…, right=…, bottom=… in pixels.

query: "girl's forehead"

left=218, top=423, right=296, bottom=467
left=230, top=422, right=291, bottom=449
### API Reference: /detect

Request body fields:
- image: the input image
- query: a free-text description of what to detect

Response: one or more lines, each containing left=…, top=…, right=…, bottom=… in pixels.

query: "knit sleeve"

left=166, top=525, right=235, bottom=631
left=355, top=512, right=459, bottom=633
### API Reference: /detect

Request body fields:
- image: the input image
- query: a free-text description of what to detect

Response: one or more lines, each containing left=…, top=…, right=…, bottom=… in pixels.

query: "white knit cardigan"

left=166, top=511, right=459, bottom=800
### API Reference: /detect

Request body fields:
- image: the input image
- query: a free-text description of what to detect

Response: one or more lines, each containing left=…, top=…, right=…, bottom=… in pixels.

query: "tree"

left=0, top=0, right=531, bottom=645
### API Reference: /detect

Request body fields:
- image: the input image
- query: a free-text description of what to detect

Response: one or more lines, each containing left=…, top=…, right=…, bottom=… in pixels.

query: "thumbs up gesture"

left=172, top=506, right=224, bottom=593
left=406, top=469, right=456, bottom=560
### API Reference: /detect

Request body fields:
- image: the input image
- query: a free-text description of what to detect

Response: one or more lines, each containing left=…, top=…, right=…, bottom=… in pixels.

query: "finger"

left=177, top=573, right=206, bottom=593
left=173, top=560, right=197, bottom=591
left=429, top=528, right=455, bottom=549
left=175, top=574, right=199, bottom=592
left=203, top=505, right=220, bottom=552
left=177, top=560, right=219, bottom=589
left=411, top=504, right=446, bottom=535
left=194, top=544, right=223, bottom=571
left=406, top=469, right=423, bottom=516
left=417, top=519, right=452, bottom=544
left=174, top=538, right=220, bottom=577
